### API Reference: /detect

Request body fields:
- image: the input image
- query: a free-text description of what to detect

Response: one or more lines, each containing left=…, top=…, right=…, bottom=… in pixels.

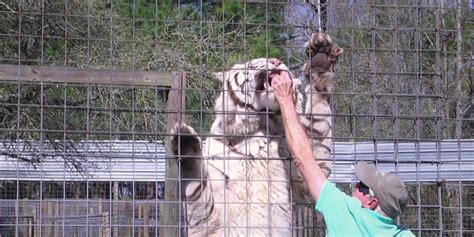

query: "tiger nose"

left=269, top=58, right=282, bottom=67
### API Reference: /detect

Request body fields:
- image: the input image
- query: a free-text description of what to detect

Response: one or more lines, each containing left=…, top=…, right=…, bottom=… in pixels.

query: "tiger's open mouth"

left=255, top=69, right=284, bottom=92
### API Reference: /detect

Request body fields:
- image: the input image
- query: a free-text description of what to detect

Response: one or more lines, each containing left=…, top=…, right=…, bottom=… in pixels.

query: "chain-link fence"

left=0, top=0, right=472, bottom=236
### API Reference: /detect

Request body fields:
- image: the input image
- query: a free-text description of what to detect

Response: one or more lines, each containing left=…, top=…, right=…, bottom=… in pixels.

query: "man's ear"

left=367, top=197, right=379, bottom=210
left=212, top=71, right=225, bottom=82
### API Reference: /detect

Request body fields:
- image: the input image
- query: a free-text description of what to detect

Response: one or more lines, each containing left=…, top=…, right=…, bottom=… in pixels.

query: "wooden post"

left=73, top=205, right=78, bottom=237
left=89, top=207, right=94, bottom=237
left=138, top=205, right=143, bottom=237
left=98, top=198, right=110, bottom=237
left=54, top=202, right=60, bottom=237
left=102, top=211, right=110, bottom=237
left=99, top=200, right=103, bottom=237
left=113, top=182, right=119, bottom=237
left=159, top=71, right=186, bottom=237
left=32, top=207, right=38, bottom=237
left=22, top=199, right=29, bottom=237
left=44, top=202, right=50, bottom=237
left=125, top=202, right=132, bottom=237
left=143, top=205, right=149, bottom=237
left=28, top=217, right=33, bottom=237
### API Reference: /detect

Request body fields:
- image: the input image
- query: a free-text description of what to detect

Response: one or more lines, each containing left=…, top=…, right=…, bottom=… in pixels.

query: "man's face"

left=352, top=182, right=378, bottom=210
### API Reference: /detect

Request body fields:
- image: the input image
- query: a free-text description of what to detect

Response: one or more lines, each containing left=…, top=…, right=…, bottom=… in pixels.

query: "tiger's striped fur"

left=173, top=58, right=303, bottom=237
left=287, top=32, right=343, bottom=233
left=300, top=32, right=343, bottom=178
left=172, top=33, right=342, bottom=235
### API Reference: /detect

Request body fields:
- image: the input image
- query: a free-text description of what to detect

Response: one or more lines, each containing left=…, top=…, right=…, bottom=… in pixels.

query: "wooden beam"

left=0, top=64, right=173, bottom=87
left=212, top=0, right=282, bottom=3
left=160, top=71, right=186, bottom=237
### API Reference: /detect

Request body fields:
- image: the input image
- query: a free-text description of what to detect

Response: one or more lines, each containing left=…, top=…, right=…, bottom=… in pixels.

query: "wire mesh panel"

left=0, top=0, right=472, bottom=237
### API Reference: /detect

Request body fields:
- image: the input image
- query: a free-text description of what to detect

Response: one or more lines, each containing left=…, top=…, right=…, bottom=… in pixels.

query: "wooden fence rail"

left=0, top=64, right=173, bottom=87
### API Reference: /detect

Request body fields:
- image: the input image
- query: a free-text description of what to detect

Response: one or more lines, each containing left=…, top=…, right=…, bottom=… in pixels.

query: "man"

left=271, top=71, right=414, bottom=236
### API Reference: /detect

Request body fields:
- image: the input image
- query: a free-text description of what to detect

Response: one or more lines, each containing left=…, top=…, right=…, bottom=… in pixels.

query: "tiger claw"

left=304, top=32, right=343, bottom=71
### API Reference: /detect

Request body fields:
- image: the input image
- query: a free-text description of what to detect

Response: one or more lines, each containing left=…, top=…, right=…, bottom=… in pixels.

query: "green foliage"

left=215, top=2, right=243, bottom=17
left=247, top=31, right=284, bottom=59
left=44, top=38, right=65, bottom=61
left=105, top=2, right=286, bottom=130
left=1, top=1, right=471, bottom=145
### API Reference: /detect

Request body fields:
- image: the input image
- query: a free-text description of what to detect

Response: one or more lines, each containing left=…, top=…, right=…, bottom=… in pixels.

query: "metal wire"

left=0, top=1, right=472, bottom=236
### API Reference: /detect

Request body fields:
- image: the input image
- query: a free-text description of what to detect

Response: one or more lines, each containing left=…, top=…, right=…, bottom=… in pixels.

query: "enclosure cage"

left=0, top=0, right=473, bottom=237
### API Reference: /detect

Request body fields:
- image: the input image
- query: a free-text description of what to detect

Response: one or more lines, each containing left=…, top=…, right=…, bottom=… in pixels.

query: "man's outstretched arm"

left=271, top=72, right=327, bottom=201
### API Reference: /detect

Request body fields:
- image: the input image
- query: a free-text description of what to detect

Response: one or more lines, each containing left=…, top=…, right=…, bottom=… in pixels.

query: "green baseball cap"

left=355, top=162, right=409, bottom=219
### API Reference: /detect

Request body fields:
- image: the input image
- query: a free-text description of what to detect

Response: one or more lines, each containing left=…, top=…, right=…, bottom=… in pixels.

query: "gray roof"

left=0, top=141, right=166, bottom=182
left=328, top=140, right=474, bottom=182
left=1, top=140, right=473, bottom=183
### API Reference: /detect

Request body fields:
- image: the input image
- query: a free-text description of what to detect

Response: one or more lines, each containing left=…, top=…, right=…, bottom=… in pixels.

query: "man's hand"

left=271, top=71, right=294, bottom=103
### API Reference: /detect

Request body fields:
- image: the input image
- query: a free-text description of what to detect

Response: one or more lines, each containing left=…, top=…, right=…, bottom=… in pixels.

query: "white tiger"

left=172, top=58, right=301, bottom=237
left=172, top=32, right=342, bottom=236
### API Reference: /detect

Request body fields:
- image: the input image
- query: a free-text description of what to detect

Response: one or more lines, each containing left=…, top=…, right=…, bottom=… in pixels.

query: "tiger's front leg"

left=301, top=32, right=343, bottom=178
left=291, top=32, right=343, bottom=209
left=171, top=123, right=221, bottom=236
left=170, top=123, right=205, bottom=198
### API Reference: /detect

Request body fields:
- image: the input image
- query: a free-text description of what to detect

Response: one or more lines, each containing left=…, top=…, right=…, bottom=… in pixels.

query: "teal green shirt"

left=315, top=181, right=415, bottom=237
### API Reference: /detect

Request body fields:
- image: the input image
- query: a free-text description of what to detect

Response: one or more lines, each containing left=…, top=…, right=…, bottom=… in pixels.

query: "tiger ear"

left=212, top=71, right=225, bottom=82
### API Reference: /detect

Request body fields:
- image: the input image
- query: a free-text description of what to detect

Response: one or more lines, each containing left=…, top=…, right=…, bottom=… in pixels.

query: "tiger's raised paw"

left=170, top=123, right=202, bottom=172
left=171, top=123, right=206, bottom=199
left=303, top=32, right=343, bottom=74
